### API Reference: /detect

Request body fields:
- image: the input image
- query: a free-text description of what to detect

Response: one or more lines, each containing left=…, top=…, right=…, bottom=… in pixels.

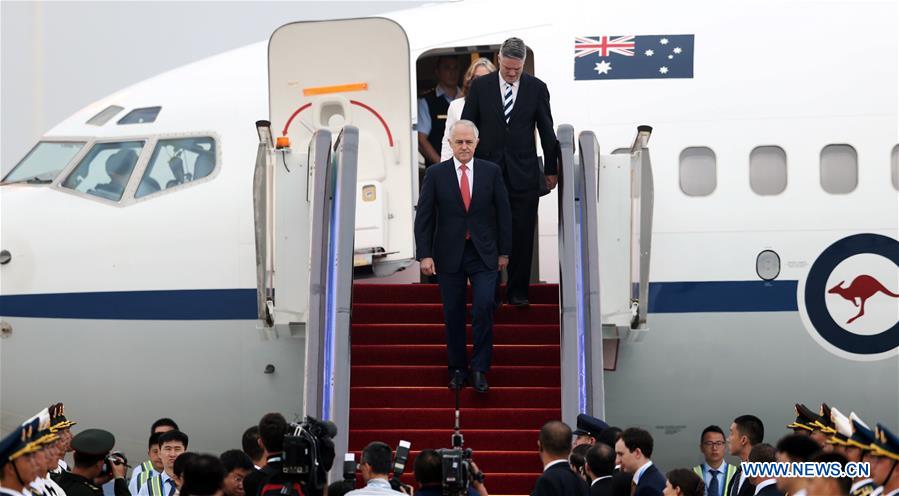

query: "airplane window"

left=679, top=146, right=716, bottom=196
left=892, top=145, right=898, bottom=191
left=820, top=144, right=858, bottom=194
left=750, top=146, right=787, bottom=195
left=62, top=141, right=144, bottom=201
left=3, top=141, right=85, bottom=184
left=117, top=107, right=162, bottom=125
left=135, top=137, right=216, bottom=198
left=86, top=105, right=124, bottom=126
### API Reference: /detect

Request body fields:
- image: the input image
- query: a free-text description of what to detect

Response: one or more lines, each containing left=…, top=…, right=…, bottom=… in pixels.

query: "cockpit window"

left=87, top=105, right=125, bottom=126
left=136, top=137, right=216, bottom=198
left=3, top=141, right=86, bottom=184
left=117, top=107, right=161, bottom=125
left=62, top=141, right=144, bottom=201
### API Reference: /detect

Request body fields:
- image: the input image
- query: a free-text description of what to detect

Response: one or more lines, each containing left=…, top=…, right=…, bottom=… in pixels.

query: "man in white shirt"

left=129, top=419, right=178, bottom=495
left=345, top=442, right=406, bottom=495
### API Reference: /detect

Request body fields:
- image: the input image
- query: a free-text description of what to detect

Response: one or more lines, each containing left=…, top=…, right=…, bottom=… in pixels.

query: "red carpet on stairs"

left=350, top=283, right=561, bottom=495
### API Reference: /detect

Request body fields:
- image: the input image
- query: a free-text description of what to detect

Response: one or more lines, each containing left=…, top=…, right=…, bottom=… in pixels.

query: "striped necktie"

left=503, top=82, right=514, bottom=123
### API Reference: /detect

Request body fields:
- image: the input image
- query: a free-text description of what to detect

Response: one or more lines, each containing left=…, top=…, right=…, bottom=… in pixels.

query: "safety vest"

left=136, top=463, right=155, bottom=492
left=147, top=475, right=173, bottom=496
left=693, top=463, right=737, bottom=496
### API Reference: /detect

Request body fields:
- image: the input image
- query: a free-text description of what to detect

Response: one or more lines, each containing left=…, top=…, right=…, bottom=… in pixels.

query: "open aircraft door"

left=270, top=18, right=414, bottom=277
left=256, top=18, right=412, bottom=481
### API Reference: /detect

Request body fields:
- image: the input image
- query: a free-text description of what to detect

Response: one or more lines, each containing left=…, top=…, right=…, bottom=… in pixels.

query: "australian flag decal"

left=574, top=34, right=695, bottom=80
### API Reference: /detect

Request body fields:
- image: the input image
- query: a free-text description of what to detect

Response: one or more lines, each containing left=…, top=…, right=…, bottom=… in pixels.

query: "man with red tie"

left=414, top=119, right=513, bottom=393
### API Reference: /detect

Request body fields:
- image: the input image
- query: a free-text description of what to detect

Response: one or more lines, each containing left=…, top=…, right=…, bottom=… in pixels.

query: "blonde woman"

left=440, top=57, right=496, bottom=161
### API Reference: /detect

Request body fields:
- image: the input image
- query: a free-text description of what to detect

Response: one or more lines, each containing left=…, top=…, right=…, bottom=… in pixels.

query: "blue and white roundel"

left=798, top=233, right=899, bottom=361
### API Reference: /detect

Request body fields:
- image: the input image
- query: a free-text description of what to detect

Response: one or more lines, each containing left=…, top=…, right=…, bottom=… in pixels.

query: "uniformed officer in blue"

left=0, top=422, right=41, bottom=496
left=869, top=424, right=899, bottom=496
left=845, top=414, right=877, bottom=496
left=52, top=430, right=129, bottom=496
left=48, top=403, right=77, bottom=474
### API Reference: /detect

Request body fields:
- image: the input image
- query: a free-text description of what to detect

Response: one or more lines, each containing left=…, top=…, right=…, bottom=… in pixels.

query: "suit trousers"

left=506, top=190, right=539, bottom=301
left=438, top=240, right=497, bottom=373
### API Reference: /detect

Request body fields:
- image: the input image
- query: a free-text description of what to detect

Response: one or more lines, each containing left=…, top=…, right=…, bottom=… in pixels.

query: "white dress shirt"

left=592, top=475, right=612, bottom=486
left=543, top=459, right=569, bottom=472
left=499, top=77, right=520, bottom=105
left=633, top=460, right=654, bottom=485
left=345, top=477, right=405, bottom=495
left=453, top=157, right=474, bottom=192
left=701, top=461, right=728, bottom=496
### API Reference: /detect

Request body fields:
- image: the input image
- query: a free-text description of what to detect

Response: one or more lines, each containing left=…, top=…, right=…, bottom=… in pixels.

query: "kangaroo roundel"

left=798, top=233, right=899, bottom=360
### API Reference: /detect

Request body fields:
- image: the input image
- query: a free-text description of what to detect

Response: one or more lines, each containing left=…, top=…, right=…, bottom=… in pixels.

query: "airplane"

left=1, top=0, right=897, bottom=492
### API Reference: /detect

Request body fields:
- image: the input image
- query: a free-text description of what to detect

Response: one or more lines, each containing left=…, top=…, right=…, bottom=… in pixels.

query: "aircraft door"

left=269, top=18, right=414, bottom=276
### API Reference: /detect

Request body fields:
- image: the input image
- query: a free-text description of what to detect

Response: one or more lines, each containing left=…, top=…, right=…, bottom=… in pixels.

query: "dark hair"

left=73, top=451, right=105, bottom=469
left=733, top=415, right=765, bottom=445
left=435, top=56, right=458, bottom=69
left=748, top=443, right=777, bottom=464
left=621, top=428, right=654, bottom=459
left=258, top=413, right=288, bottom=453
left=666, top=468, right=706, bottom=496
left=151, top=418, right=180, bottom=433
left=174, top=452, right=199, bottom=478
left=326, top=481, right=354, bottom=496
left=158, top=430, right=189, bottom=449
left=180, top=454, right=225, bottom=496
left=148, top=432, right=163, bottom=449
left=569, top=443, right=591, bottom=474
left=220, top=450, right=253, bottom=474
left=597, top=427, right=622, bottom=448
left=586, top=443, right=616, bottom=477
left=539, top=421, right=572, bottom=457
left=776, top=434, right=821, bottom=462
left=361, top=441, right=392, bottom=475
left=413, top=449, right=442, bottom=485
left=701, top=425, right=725, bottom=443
left=810, top=452, right=851, bottom=495
left=241, top=426, right=263, bottom=461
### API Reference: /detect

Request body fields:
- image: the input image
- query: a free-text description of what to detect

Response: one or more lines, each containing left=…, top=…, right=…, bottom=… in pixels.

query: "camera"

left=437, top=386, right=484, bottom=495
left=281, top=416, right=337, bottom=495
left=100, top=451, right=129, bottom=479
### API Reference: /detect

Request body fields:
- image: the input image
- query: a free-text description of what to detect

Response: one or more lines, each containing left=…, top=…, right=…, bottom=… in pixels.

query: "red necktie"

left=460, top=163, right=471, bottom=239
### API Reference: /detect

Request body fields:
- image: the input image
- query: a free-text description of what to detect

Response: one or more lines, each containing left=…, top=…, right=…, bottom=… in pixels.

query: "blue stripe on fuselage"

left=0, top=280, right=798, bottom=320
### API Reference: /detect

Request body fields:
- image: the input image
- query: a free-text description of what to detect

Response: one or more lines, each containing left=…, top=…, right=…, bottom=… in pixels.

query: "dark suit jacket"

left=753, top=482, right=784, bottom=496
left=590, top=476, right=614, bottom=496
left=243, top=460, right=282, bottom=496
left=461, top=71, right=559, bottom=192
left=531, top=461, right=589, bottom=496
left=635, top=464, right=666, bottom=496
left=414, top=158, right=512, bottom=273
left=729, top=470, right=755, bottom=496
left=611, top=471, right=634, bottom=496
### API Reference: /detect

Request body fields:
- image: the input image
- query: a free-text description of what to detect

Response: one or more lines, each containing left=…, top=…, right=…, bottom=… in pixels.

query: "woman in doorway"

left=440, top=57, right=496, bottom=161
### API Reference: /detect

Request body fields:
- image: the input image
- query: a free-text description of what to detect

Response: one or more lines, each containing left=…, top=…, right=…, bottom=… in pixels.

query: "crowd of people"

left=1, top=402, right=897, bottom=496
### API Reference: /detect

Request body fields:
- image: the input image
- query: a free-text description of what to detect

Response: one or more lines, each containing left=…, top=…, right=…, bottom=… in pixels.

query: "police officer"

left=572, top=414, right=609, bottom=448
left=1, top=421, right=41, bottom=496
left=53, top=430, right=130, bottom=496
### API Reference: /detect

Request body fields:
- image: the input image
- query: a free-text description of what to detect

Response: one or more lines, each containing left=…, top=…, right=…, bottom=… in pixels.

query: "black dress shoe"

left=448, top=370, right=467, bottom=390
left=508, top=296, right=530, bottom=307
left=471, top=371, right=489, bottom=393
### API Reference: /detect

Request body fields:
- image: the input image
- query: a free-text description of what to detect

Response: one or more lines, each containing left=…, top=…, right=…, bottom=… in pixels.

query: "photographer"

left=413, top=449, right=487, bottom=496
left=346, top=442, right=406, bottom=495
left=54, top=430, right=130, bottom=496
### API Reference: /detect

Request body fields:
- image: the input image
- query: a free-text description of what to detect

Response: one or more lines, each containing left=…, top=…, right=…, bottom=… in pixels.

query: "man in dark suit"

left=746, top=444, right=783, bottom=496
left=414, top=119, right=512, bottom=393
left=242, top=413, right=286, bottom=496
left=584, top=443, right=615, bottom=496
left=461, top=37, right=559, bottom=307
left=614, top=428, right=665, bottom=496
left=727, top=415, right=765, bottom=496
left=531, top=421, right=589, bottom=496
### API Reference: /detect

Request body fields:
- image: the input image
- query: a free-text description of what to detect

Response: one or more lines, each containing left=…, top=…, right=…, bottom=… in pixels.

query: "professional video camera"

left=281, top=416, right=337, bottom=496
left=437, top=376, right=484, bottom=496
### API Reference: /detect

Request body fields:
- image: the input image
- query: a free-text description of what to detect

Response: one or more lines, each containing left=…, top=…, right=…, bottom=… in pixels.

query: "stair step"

left=352, top=303, right=559, bottom=325
left=352, top=324, right=560, bottom=345
left=350, top=387, right=561, bottom=408
left=349, top=408, right=561, bottom=430
left=351, top=344, right=560, bottom=366
left=353, top=283, right=559, bottom=305
left=348, top=429, right=540, bottom=452
left=351, top=365, right=561, bottom=387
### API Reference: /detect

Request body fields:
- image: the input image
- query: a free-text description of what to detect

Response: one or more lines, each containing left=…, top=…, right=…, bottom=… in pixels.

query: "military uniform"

left=845, top=414, right=878, bottom=496
left=870, top=424, right=899, bottom=496
left=52, top=430, right=130, bottom=496
left=786, top=403, right=820, bottom=433
left=0, top=421, right=42, bottom=496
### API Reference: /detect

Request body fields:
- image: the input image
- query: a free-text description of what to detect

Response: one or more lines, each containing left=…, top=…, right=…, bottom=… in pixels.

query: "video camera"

left=282, top=416, right=337, bottom=495
left=437, top=380, right=484, bottom=496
